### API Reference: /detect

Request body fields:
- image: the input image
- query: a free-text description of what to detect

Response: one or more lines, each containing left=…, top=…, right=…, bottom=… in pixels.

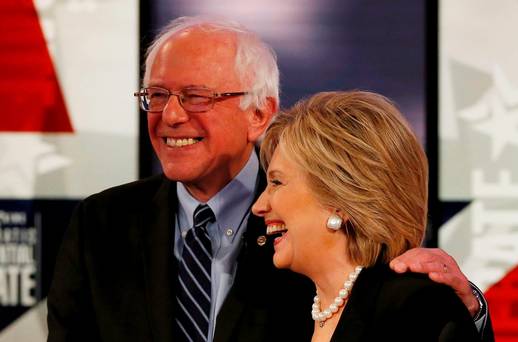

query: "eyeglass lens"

left=143, top=88, right=214, bottom=112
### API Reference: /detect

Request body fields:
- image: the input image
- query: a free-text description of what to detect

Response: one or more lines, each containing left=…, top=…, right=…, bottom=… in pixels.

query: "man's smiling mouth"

left=164, top=137, right=202, bottom=147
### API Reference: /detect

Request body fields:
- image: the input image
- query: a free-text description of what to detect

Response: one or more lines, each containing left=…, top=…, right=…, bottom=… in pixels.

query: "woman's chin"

left=272, top=255, right=290, bottom=269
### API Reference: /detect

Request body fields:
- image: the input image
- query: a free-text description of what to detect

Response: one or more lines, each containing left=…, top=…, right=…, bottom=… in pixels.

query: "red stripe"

left=485, top=265, right=518, bottom=341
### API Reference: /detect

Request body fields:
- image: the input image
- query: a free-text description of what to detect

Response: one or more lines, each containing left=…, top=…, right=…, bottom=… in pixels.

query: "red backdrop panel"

left=0, top=0, right=73, bottom=132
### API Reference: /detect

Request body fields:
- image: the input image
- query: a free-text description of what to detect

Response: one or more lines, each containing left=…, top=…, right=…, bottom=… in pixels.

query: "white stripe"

left=179, top=259, right=211, bottom=301
left=175, top=318, right=195, bottom=342
left=198, top=227, right=211, bottom=240
left=176, top=297, right=207, bottom=340
left=178, top=277, right=210, bottom=321
left=183, top=242, right=211, bottom=280
left=191, top=231, right=212, bottom=259
left=194, top=205, right=210, bottom=216
left=194, top=216, right=212, bottom=228
left=194, top=206, right=212, bottom=221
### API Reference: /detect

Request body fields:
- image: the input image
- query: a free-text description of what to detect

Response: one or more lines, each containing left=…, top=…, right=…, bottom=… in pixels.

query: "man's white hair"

left=143, top=15, right=280, bottom=111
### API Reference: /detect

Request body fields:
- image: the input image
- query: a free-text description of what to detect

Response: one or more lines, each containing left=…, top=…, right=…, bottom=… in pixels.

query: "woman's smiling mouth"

left=265, top=221, right=288, bottom=246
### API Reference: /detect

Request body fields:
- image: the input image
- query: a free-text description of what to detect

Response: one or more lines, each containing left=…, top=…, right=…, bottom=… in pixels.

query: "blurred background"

left=0, top=0, right=516, bottom=340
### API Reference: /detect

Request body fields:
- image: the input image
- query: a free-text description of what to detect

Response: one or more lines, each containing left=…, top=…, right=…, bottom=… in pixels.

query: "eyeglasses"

left=133, top=86, right=249, bottom=113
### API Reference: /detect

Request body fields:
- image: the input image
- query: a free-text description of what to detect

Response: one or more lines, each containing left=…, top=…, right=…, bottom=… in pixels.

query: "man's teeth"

left=165, top=138, right=200, bottom=147
left=266, top=223, right=287, bottom=235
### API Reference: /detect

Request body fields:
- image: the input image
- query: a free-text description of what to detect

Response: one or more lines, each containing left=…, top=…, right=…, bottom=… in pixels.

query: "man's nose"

left=162, top=95, right=189, bottom=125
left=251, top=191, right=270, bottom=217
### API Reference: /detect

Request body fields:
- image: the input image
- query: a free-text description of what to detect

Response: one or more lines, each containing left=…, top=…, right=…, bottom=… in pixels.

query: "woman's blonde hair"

left=260, top=91, right=428, bottom=266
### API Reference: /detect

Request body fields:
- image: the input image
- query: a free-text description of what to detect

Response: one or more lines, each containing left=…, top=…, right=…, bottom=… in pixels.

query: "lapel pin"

left=256, top=235, right=266, bottom=246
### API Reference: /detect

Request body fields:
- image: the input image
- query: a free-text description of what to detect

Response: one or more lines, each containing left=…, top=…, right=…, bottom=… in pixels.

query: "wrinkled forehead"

left=165, top=28, right=236, bottom=62
left=146, top=27, right=242, bottom=89
left=175, top=26, right=237, bottom=46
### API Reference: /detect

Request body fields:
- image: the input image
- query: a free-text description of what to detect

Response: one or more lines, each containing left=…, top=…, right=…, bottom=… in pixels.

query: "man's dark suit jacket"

left=329, top=263, right=480, bottom=341
left=47, top=174, right=315, bottom=342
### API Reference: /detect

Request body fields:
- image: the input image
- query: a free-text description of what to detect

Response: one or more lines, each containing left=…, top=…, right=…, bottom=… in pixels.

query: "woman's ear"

left=247, top=97, right=277, bottom=143
left=326, top=209, right=349, bottom=230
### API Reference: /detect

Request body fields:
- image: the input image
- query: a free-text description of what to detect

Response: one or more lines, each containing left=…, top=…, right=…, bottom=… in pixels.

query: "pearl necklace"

left=312, top=265, right=363, bottom=327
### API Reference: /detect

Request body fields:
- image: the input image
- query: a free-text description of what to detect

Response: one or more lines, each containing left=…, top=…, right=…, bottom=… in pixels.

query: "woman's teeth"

left=165, top=138, right=200, bottom=147
left=266, top=223, right=287, bottom=235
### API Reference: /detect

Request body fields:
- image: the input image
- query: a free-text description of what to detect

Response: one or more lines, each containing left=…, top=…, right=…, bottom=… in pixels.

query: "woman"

left=252, top=91, right=478, bottom=341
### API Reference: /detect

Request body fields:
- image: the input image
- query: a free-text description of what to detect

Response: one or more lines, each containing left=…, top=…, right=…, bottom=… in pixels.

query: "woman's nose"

left=251, top=190, right=270, bottom=217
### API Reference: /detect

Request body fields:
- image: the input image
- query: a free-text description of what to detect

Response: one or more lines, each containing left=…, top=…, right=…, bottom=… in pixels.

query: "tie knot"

left=193, top=204, right=215, bottom=228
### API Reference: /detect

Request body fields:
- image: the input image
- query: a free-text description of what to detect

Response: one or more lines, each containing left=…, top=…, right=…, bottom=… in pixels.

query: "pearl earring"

left=326, top=214, right=343, bottom=230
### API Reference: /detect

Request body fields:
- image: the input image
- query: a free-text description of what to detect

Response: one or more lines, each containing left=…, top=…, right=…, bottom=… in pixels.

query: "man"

left=47, top=16, right=492, bottom=341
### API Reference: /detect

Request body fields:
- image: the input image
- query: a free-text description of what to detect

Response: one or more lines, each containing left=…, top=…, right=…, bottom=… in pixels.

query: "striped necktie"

left=175, top=204, right=215, bottom=341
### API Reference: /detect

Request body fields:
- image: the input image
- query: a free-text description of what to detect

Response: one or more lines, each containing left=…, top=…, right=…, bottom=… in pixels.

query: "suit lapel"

left=330, top=264, right=386, bottom=342
left=140, top=177, right=178, bottom=341
left=213, top=169, right=271, bottom=342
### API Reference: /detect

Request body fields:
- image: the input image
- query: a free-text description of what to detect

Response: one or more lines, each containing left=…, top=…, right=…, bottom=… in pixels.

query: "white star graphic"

left=473, top=97, right=518, bottom=160
left=459, top=65, right=518, bottom=161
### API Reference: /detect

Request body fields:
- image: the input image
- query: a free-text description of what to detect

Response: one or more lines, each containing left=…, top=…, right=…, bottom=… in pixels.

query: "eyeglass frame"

left=133, top=86, right=250, bottom=113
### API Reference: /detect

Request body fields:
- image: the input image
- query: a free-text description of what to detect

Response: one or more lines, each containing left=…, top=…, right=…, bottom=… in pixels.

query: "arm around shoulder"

left=392, top=279, right=480, bottom=342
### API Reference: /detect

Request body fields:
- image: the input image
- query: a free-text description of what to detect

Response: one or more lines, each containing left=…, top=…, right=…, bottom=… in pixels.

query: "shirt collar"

left=176, top=151, right=259, bottom=240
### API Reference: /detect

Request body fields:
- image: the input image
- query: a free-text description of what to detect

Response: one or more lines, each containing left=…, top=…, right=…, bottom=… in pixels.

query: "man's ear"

left=247, top=97, right=277, bottom=143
